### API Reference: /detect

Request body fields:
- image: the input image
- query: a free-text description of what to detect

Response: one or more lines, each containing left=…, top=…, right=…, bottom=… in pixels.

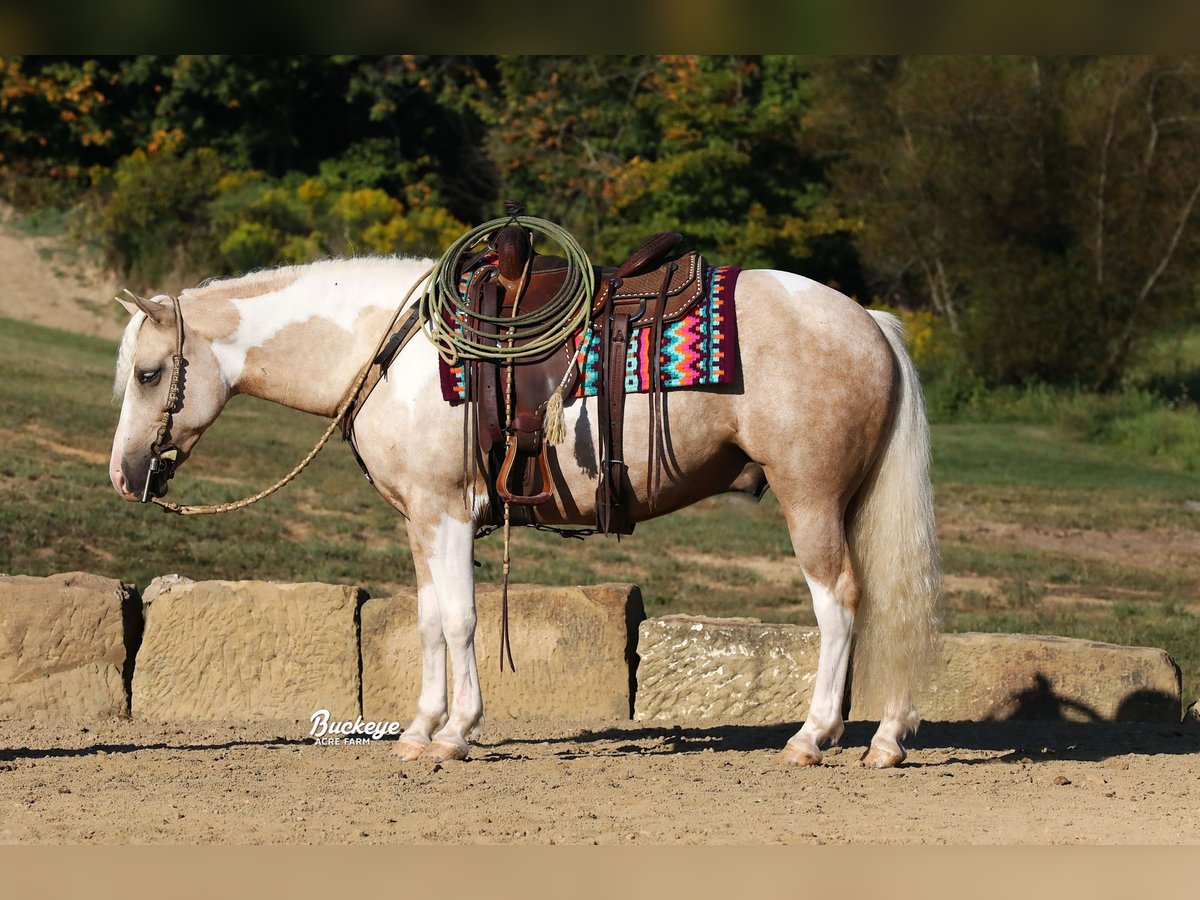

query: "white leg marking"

left=423, top=513, right=482, bottom=759
left=863, top=695, right=921, bottom=769
left=394, top=582, right=447, bottom=758
left=781, top=572, right=853, bottom=767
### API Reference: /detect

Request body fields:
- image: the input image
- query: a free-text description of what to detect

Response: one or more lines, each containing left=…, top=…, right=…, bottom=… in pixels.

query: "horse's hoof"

left=390, top=739, right=429, bottom=761
left=861, top=743, right=906, bottom=769
left=778, top=742, right=823, bottom=767
left=422, top=741, right=469, bottom=762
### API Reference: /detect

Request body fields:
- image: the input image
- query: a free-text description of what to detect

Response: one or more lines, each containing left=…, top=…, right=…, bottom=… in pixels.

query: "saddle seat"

left=491, top=226, right=705, bottom=329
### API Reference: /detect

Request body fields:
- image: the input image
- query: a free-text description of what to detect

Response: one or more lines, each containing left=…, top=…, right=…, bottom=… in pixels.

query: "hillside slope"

left=0, top=210, right=123, bottom=340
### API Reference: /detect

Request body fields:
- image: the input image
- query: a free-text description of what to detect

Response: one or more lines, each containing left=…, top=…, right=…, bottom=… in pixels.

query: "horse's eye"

left=137, top=369, right=161, bottom=386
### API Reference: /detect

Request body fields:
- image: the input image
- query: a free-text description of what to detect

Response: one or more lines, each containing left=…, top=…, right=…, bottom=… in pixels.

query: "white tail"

left=848, top=311, right=942, bottom=732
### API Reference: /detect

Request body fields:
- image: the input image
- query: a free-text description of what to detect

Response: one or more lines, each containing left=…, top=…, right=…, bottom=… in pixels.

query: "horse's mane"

left=179, top=256, right=420, bottom=304
left=180, top=266, right=304, bottom=303
left=113, top=310, right=147, bottom=402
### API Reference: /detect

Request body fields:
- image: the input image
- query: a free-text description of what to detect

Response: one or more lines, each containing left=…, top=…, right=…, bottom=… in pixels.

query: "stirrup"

left=496, top=440, right=555, bottom=506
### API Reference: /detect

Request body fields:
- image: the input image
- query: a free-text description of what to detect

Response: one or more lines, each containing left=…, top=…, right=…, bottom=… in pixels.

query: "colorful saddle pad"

left=439, top=265, right=740, bottom=402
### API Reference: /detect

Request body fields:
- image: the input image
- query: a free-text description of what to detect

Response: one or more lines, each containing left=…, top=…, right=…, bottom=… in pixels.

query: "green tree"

left=607, top=55, right=855, bottom=277
left=488, top=56, right=856, bottom=282
left=806, top=56, right=1200, bottom=388
left=0, top=56, right=127, bottom=203
left=118, top=55, right=497, bottom=223
left=2, top=55, right=500, bottom=225
left=485, top=55, right=666, bottom=252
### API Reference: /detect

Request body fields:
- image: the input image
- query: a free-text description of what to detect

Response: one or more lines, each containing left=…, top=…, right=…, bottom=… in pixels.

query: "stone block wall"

left=634, top=616, right=1183, bottom=724
left=361, top=583, right=643, bottom=722
left=131, top=580, right=363, bottom=721
left=0, top=572, right=139, bottom=717
left=0, top=574, right=1186, bottom=726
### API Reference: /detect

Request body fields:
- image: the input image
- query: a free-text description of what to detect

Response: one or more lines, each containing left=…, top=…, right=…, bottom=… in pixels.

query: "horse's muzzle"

left=139, top=448, right=179, bottom=502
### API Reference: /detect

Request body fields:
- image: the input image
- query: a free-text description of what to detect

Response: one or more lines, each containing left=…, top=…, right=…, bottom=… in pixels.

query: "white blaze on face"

left=109, top=391, right=137, bottom=497
left=112, top=310, right=147, bottom=403
left=110, top=311, right=148, bottom=498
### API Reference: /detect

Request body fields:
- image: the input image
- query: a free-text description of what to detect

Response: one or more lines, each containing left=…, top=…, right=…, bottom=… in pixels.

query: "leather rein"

left=139, top=269, right=430, bottom=515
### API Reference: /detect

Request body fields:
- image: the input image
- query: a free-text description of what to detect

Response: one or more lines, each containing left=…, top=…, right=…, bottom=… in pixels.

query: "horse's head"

left=109, top=292, right=231, bottom=502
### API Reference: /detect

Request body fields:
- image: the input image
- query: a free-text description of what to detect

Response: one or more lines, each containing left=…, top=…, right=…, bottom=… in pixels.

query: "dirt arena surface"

left=1, top=717, right=1197, bottom=844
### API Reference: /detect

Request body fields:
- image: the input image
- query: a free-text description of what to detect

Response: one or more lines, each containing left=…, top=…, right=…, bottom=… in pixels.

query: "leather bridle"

left=140, top=294, right=186, bottom=503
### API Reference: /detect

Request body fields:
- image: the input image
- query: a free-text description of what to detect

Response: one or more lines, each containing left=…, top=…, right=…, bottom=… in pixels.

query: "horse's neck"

left=206, top=259, right=428, bottom=417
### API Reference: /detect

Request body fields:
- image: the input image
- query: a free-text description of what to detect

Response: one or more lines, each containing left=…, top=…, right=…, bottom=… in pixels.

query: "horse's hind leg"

left=862, top=691, right=920, bottom=769
left=776, top=502, right=860, bottom=768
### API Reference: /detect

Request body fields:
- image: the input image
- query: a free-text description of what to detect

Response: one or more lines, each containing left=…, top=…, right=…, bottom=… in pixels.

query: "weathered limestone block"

left=917, top=632, right=1182, bottom=723
left=634, top=616, right=821, bottom=723
left=141, top=573, right=194, bottom=604
left=132, top=580, right=362, bottom=721
left=0, top=572, right=138, bottom=717
left=635, top=617, right=1183, bottom=724
left=361, top=583, right=644, bottom=722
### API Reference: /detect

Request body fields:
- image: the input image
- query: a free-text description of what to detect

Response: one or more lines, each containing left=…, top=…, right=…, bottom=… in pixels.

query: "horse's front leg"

left=406, top=511, right=482, bottom=762
left=391, top=552, right=449, bottom=761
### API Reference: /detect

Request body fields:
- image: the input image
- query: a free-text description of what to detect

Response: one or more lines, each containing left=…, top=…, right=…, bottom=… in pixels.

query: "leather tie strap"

left=646, top=261, right=677, bottom=504
left=597, top=303, right=632, bottom=536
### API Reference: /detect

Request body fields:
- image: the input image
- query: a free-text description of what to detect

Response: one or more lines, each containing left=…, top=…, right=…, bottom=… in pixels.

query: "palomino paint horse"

left=109, top=256, right=941, bottom=768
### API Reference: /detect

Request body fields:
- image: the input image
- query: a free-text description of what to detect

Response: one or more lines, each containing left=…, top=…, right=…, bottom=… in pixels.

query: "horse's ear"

left=115, top=291, right=140, bottom=318
left=116, top=289, right=176, bottom=327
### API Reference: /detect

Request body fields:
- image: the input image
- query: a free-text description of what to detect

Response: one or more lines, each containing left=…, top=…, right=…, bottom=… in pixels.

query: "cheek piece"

left=141, top=295, right=185, bottom=503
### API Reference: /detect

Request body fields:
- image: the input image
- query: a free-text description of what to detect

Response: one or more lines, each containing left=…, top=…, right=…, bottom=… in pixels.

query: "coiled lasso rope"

left=420, top=215, right=595, bottom=366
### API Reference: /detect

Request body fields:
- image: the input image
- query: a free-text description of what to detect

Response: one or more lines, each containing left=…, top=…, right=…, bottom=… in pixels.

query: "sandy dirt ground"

left=2, top=717, right=1198, bottom=844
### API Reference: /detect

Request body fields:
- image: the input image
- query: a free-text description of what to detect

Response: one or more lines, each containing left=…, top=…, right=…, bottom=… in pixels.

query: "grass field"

left=3, top=315, right=1198, bottom=705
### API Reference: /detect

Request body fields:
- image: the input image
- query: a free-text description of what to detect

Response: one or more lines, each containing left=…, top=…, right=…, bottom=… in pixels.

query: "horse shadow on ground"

left=481, top=674, right=1197, bottom=765
left=0, top=735, right=309, bottom=762
left=2, top=676, right=1191, bottom=765
left=481, top=719, right=1199, bottom=766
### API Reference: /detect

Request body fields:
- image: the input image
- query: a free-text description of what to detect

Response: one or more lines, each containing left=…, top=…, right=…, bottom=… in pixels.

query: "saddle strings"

left=646, top=261, right=677, bottom=506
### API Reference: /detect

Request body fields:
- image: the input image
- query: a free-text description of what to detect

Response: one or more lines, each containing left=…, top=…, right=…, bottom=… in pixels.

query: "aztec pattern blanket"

left=439, top=265, right=740, bottom=402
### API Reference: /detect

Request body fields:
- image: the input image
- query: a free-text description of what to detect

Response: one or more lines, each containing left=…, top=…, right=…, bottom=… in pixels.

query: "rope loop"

left=420, top=215, right=594, bottom=365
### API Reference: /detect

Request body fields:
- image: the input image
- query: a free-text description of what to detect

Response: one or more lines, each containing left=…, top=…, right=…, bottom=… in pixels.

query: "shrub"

left=90, top=137, right=471, bottom=284
left=208, top=174, right=468, bottom=271
left=218, top=221, right=284, bottom=274
left=1093, top=407, right=1200, bottom=474
left=94, top=137, right=225, bottom=287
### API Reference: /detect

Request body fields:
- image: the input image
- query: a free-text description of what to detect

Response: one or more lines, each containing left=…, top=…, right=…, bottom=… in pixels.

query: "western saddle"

left=456, top=214, right=709, bottom=536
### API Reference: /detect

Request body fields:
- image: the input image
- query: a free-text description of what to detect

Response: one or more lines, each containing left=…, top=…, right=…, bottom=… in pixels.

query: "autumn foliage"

left=3, top=55, right=1199, bottom=389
